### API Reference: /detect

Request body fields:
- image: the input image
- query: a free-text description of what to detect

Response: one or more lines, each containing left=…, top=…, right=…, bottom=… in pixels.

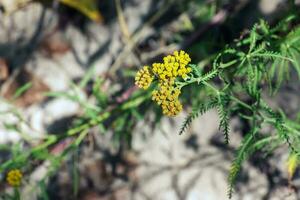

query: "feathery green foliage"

left=178, top=13, right=300, bottom=198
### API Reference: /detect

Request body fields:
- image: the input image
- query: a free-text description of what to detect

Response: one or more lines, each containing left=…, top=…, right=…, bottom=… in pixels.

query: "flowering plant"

left=135, top=17, right=300, bottom=197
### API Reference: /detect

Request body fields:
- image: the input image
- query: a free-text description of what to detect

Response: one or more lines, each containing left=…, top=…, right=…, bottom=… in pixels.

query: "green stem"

left=0, top=112, right=110, bottom=173
left=177, top=69, right=219, bottom=89
left=219, top=59, right=239, bottom=69
left=14, top=187, right=20, bottom=200
left=202, top=82, right=219, bottom=94
left=230, top=96, right=252, bottom=110
left=202, top=81, right=253, bottom=111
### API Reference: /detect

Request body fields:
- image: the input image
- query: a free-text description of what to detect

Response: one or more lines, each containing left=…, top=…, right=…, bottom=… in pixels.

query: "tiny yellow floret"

left=6, top=169, right=22, bottom=187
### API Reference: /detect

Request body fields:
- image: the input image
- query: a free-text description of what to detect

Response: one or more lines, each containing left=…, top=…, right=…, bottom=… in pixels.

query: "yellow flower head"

left=135, top=66, right=154, bottom=89
left=174, top=50, right=192, bottom=67
left=152, top=50, right=191, bottom=82
left=152, top=79, right=182, bottom=116
left=135, top=50, right=192, bottom=116
left=6, top=169, right=22, bottom=187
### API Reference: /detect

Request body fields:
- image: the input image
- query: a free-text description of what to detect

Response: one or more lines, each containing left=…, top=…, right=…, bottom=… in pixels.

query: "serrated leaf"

left=228, top=131, right=256, bottom=198
left=217, top=93, right=230, bottom=144
left=179, top=98, right=218, bottom=135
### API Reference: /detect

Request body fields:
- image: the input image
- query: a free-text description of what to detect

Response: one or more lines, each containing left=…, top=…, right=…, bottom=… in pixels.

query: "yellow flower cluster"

left=135, top=50, right=192, bottom=116
left=153, top=50, right=192, bottom=80
left=6, top=169, right=22, bottom=187
left=152, top=80, right=182, bottom=116
left=135, top=66, right=153, bottom=89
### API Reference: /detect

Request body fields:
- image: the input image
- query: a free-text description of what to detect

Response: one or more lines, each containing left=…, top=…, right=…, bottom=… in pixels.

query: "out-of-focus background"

left=0, top=0, right=300, bottom=199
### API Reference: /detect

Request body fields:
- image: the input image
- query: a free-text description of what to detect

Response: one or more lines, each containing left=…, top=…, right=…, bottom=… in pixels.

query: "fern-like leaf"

left=249, top=23, right=258, bottom=52
left=198, top=70, right=219, bottom=84
left=228, top=131, right=256, bottom=198
left=217, top=93, right=231, bottom=144
left=179, top=98, right=218, bottom=135
left=261, top=103, right=298, bottom=153
left=253, top=50, right=294, bottom=62
left=275, top=116, right=296, bottom=153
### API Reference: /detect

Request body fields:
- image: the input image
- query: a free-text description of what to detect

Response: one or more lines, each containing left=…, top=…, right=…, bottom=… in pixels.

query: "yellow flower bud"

left=7, top=169, right=22, bottom=187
